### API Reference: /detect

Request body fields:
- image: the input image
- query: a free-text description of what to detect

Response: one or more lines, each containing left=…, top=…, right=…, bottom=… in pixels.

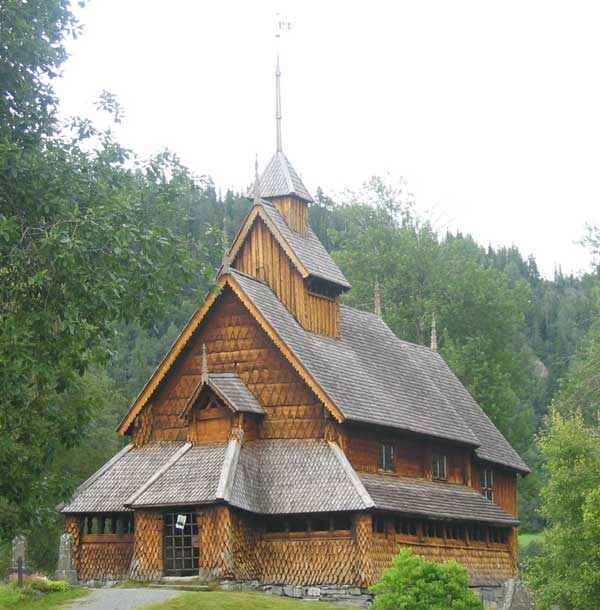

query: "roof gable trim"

left=228, top=204, right=310, bottom=279
left=117, top=273, right=345, bottom=436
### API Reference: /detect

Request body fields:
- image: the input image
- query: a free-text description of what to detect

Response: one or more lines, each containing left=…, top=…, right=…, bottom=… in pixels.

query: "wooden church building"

left=60, top=61, right=529, bottom=594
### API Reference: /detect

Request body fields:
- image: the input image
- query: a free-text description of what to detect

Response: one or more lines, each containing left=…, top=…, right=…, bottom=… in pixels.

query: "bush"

left=10, top=578, right=70, bottom=593
left=370, top=548, right=483, bottom=610
left=520, top=540, right=544, bottom=569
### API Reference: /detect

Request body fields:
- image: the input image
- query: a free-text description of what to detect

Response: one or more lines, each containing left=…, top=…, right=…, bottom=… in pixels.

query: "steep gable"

left=119, top=280, right=340, bottom=443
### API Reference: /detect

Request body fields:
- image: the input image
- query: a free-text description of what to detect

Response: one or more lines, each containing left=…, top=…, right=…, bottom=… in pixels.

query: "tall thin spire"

left=275, top=55, right=282, bottom=152
left=430, top=312, right=438, bottom=352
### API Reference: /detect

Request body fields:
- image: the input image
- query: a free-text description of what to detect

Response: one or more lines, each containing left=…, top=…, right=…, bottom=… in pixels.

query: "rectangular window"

left=378, top=444, right=394, bottom=471
left=432, top=454, right=447, bottom=480
left=481, top=468, right=494, bottom=501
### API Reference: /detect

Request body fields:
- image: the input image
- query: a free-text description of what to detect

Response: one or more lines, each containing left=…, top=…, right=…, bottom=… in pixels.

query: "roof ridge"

left=216, top=439, right=241, bottom=502
left=277, top=151, right=296, bottom=195
left=328, top=442, right=374, bottom=509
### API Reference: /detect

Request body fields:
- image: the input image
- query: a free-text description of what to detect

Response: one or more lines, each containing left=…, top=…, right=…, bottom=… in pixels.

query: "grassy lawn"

left=519, top=532, right=544, bottom=547
left=0, top=585, right=88, bottom=610
left=137, top=591, right=357, bottom=610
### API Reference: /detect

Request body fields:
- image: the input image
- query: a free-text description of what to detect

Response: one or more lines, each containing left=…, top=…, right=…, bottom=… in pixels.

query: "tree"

left=0, top=0, right=214, bottom=539
left=328, top=177, right=533, bottom=452
left=0, top=0, right=79, bottom=142
left=371, top=548, right=482, bottom=610
left=527, top=410, right=600, bottom=610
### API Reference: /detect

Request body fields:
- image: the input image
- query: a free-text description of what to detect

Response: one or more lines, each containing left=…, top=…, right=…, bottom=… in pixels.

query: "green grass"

left=137, top=590, right=357, bottom=610
left=519, top=532, right=544, bottom=547
left=0, top=585, right=89, bottom=610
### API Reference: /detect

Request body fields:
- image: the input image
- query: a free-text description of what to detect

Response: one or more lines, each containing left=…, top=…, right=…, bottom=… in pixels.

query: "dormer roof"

left=180, top=372, right=265, bottom=418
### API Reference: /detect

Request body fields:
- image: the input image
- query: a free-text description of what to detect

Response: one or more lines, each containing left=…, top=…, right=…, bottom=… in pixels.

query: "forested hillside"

left=2, top=0, right=600, bottom=583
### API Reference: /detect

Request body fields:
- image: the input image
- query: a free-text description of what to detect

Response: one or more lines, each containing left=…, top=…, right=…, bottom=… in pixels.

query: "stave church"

left=60, top=59, right=529, bottom=601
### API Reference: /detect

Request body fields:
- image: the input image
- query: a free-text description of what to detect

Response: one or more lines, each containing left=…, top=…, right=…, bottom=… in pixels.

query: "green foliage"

left=370, top=548, right=482, bottom=610
left=0, top=583, right=87, bottom=610
left=0, top=0, right=218, bottom=545
left=11, top=579, right=70, bottom=593
left=526, top=410, right=600, bottom=609
left=0, top=0, right=80, bottom=142
left=325, top=177, right=534, bottom=453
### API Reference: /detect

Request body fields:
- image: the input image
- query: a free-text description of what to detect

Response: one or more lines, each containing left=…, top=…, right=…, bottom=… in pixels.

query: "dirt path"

left=64, top=587, right=182, bottom=610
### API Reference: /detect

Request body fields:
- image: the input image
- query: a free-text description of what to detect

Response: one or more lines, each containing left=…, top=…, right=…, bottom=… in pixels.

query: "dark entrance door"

left=163, top=511, right=199, bottom=576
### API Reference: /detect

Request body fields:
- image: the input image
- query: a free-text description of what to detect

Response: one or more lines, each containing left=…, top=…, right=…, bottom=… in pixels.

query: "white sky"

left=55, top=0, right=600, bottom=278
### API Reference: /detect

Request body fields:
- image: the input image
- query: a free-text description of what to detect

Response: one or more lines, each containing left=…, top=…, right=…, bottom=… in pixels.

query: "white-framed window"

left=432, top=453, right=447, bottom=480
left=378, top=444, right=394, bottom=471
left=481, top=468, right=494, bottom=501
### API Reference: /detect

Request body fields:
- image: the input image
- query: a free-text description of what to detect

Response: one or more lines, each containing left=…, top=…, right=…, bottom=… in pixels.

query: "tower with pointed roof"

left=59, top=57, right=528, bottom=603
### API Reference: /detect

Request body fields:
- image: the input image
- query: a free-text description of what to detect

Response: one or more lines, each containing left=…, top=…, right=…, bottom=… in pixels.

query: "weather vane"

left=275, top=13, right=292, bottom=39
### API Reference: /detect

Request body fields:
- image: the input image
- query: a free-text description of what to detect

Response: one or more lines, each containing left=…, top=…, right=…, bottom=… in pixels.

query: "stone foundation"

left=220, top=578, right=526, bottom=609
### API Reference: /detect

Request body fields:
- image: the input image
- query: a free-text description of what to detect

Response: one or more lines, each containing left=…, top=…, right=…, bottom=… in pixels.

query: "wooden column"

left=199, top=506, right=234, bottom=579
left=128, top=511, right=163, bottom=581
left=353, top=513, right=374, bottom=588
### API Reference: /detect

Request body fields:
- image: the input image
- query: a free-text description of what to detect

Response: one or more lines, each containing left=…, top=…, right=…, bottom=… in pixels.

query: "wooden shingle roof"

left=231, top=270, right=530, bottom=474
left=61, top=439, right=518, bottom=525
left=252, top=151, right=313, bottom=203
left=360, top=473, right=519, bottom=526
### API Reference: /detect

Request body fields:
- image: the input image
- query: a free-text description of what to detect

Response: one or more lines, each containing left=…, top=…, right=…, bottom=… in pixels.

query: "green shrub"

left=370, top=548, right=483, bottom=610
left=10, top=578, right=70, bottom=593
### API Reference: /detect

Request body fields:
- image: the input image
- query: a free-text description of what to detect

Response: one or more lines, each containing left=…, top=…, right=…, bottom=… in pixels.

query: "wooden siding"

left=345, top=428, right=424, bottom=478
left=132, top=287, right=326, bottom=444
left=345, top=428, right=472, bottom=485
left=188, top=401, right=232, bottom=444
left=78, top=535, right=134, bottom=581
left=233, top=217, right=340, bottom=337
left=371, top=529, right=517, bottom=586
left=129, top=511, right=164, bottom=581
left=273, top=196, right=308, bottom=234
left=473, top=464, right=518, bottom=517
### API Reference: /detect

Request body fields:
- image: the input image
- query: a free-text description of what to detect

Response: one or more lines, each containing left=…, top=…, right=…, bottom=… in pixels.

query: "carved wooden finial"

left=374, top=278, right=382, bottom=317
left=220, top=253, right=230, bottom=276
left=430, top=312, right=438, bottom=352
left=201, top=344, right=209, bottom=384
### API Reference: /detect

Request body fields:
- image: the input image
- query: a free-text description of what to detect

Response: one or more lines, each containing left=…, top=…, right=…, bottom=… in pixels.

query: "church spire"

left=276, top=55, right=282, bottom=153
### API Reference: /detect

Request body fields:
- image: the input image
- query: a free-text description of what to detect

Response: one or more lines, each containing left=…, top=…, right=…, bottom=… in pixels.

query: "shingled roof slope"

left=259, top=201, right=350, bottom=289
left=230, top=439, right=370, bottom=514
left=208, top=373, right=265, bottom=414
left=360, top=473, right=519, bottom=526
left=131, top=443, right=227, bottom=508
left=230, top=270, right=529, bottom=473
left=253, top=151, right=313, bottom=202
left=61, top=442, right=186, bottom=513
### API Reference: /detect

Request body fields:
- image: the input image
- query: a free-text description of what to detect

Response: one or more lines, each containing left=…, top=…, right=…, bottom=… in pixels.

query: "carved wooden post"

left=353, top=513, right=374, bottom=588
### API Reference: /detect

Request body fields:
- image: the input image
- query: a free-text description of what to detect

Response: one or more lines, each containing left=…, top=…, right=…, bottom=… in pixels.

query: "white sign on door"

left=175, top=514, right=187, bottom=530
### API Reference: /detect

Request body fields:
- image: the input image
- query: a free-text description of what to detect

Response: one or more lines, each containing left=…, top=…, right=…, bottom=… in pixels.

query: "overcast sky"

left=55, top=0, right=600, bottom=277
